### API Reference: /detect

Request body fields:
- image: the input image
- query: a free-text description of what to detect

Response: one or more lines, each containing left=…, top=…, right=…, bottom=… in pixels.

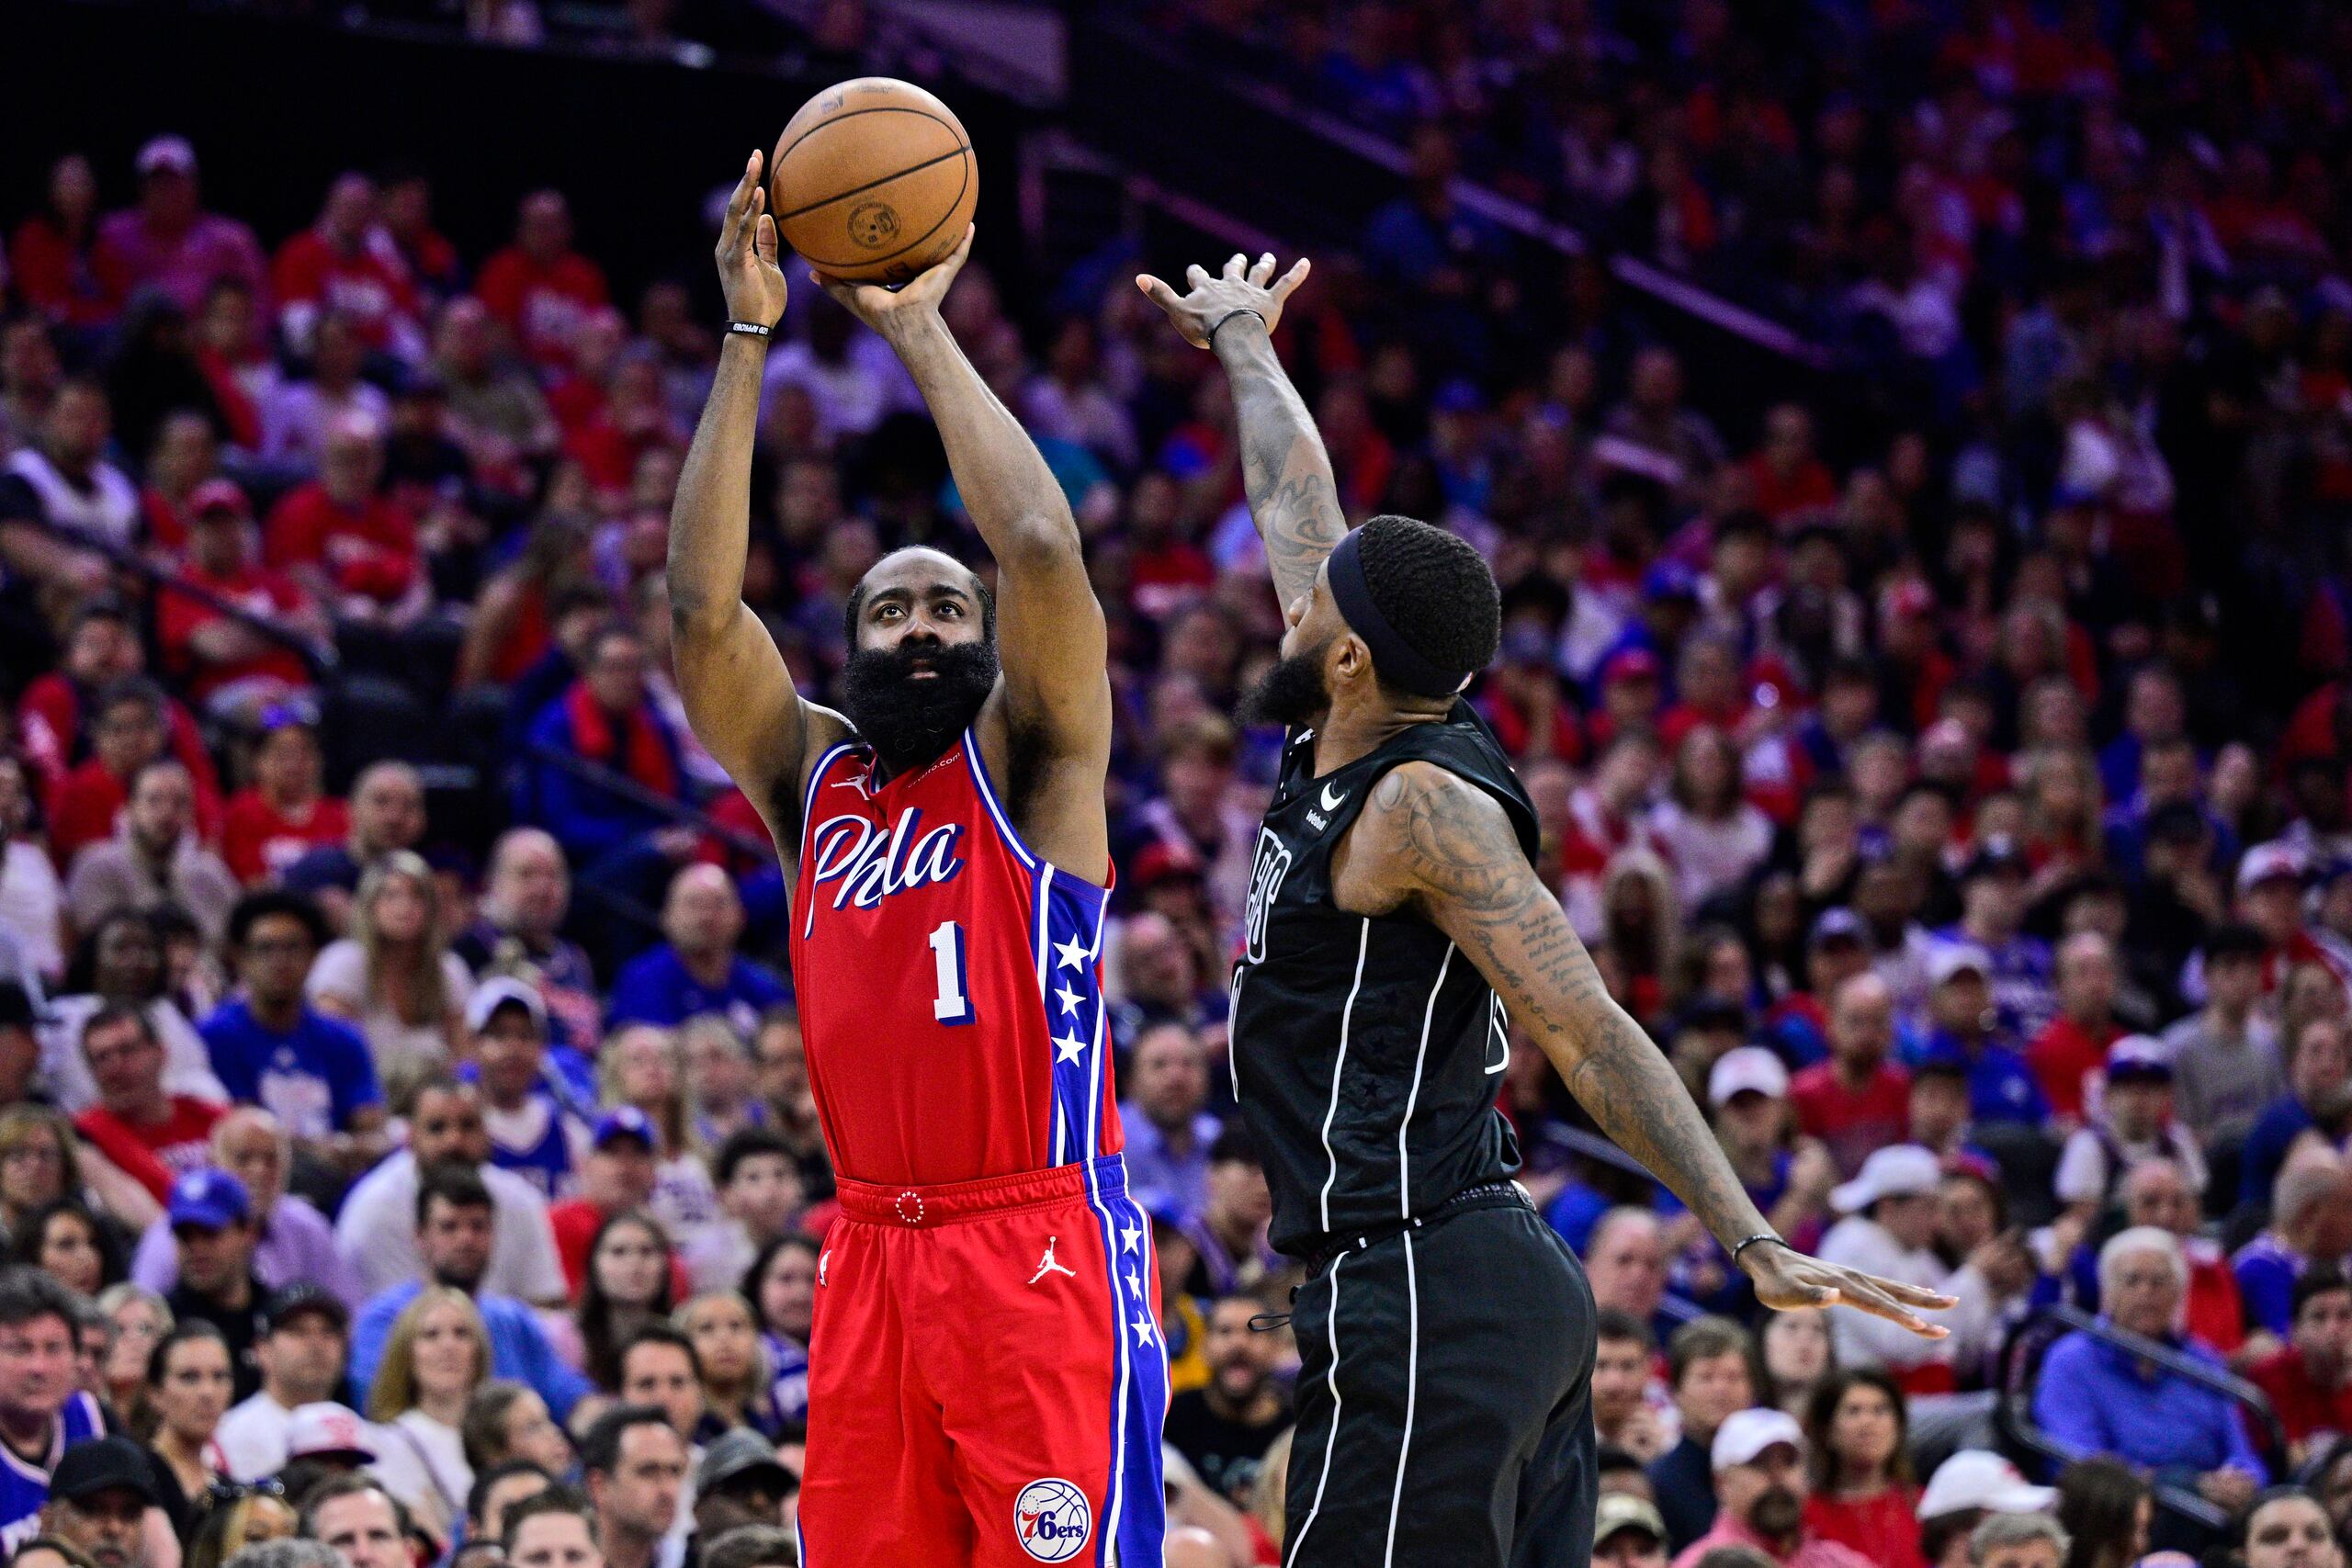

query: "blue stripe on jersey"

left=1036, top=868, right=1111, bottom=1165
left=962, top=728, right=1037, bottom=873
left=1081, top=1161, right=1169, bottom=1565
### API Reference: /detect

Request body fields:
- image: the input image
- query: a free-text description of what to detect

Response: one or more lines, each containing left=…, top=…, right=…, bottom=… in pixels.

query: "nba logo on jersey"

left=1242, top=826, right=1291, bottom=964
left=1012, top=1477, right=1091, bottom=1562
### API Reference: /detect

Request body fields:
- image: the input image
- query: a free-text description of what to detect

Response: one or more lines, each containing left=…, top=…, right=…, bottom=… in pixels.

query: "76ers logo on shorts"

left=1242, top=826, right=1291, bottom=964
left=1012, top=1478, right=1091, bottom=1562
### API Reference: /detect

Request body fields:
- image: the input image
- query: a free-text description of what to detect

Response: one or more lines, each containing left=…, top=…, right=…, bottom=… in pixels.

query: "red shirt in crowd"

left=2245, top=1346, right=2352, bottom=1450
left=270, top=230, right=423, bottom=354
left=46, top=757, right=225, bottom=869
left=264, top=483, right=420, bottom=603
left=74, top=1098, right=226, bottom=1202
left=220, top=789, right=349, bottom=886
left=477, top=247, right=609, bottom=367
left=15, top=674, right=218, bottom=796
left=156, top=560, right=319, bottom=698
left=548, top=1198, right=693, bottom=1300
left=8, top=215, right=132, bottom=328
left=1802, top=1487, right=1928, bottom=1568
left=1790, top=1059, right=1914, bottom=1177
left=2027, top=1015, right=2122, bottom=1122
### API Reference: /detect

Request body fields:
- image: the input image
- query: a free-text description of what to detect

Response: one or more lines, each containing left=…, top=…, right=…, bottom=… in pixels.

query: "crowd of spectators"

left=7, top=0, right=2352, bottom=1565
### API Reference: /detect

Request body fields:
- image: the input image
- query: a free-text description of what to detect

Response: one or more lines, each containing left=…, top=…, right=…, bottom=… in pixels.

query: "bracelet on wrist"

left=1208, top=308, right=1266, bottom=348
left=725, top=320, right=774, bottom=342
left=1732, top=1234, right=1787, bottom=1265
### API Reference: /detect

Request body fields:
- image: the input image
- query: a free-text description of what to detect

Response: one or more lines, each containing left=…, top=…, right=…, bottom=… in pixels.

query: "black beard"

left=839, top=637, right=1000, bottom=775
left=1747, top=1485, right=1804, bottom=1541
left=1238, top=643, right=1332, bottom=728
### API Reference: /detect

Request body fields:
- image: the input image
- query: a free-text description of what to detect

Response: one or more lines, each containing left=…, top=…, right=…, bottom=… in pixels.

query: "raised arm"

left=1339, top=761, right=1954, bottom=1337
left=813, top=232, right=1112, bottom=864
left=669, top=152, right=847, bottom=847
left=1137, top=254, right=1342, bottom=609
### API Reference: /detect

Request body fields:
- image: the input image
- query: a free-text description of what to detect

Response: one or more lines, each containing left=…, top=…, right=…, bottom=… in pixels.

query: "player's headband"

left=1326, top=527, right=1472, bottom=699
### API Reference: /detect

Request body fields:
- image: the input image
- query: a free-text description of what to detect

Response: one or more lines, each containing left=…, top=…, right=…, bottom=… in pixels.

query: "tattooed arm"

left=1137, top=254, right=1344, bottom=608
left=1333, top=761, right=1952, bottom=1336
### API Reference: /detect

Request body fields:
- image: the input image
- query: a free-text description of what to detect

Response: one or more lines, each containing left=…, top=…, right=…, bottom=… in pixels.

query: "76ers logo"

left=808, top=807, right=965, bottom=910
left=1012, top=1478, right=1091, bottom=1562
left=1242, top=826, right=1291, bottom=964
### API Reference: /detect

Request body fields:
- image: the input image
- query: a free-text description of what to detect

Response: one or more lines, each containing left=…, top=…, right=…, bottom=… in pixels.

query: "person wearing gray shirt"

left=2162, top=924, right=2283, bottom=1145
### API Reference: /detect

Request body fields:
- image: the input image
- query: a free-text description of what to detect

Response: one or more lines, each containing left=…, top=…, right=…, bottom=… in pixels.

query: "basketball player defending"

left=671, top=152, right=1163, bottom=1568
left=1139, top=255, right=1951, bottom=1567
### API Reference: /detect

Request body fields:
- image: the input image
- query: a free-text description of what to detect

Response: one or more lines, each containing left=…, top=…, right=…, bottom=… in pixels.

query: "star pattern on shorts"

left=1054, top=1033, right=1086, bottom=1065
left=1120, top=1221, right=1142, bottom=1255
left=1054, top=934, right=1091, bottom=971
left=1054, top=982, right=1084, bottom=1018
left=1130, top=1313, right=1158, bottom=1348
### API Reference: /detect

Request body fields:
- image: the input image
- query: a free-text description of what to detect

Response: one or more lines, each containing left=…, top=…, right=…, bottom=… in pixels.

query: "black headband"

left=1325, top=528, right=1469, bottom=699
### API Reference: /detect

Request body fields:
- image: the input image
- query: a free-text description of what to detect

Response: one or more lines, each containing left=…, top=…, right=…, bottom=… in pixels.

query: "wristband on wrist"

left=1208, top=308, right=1266, bottom=348
left=725, top=320, right=774, bottom=341
left=1732, top=1234, right=1787, bottom=1265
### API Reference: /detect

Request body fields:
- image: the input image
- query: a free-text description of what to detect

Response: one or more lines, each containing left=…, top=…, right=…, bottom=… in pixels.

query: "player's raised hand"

left=1741, top=1241, right=1956, bottom=1338
left=1136, top=252, right=1311, bottom=349
left=718, top=150, right=789, bottom=329
left=810, top=224, right=975, bottom=337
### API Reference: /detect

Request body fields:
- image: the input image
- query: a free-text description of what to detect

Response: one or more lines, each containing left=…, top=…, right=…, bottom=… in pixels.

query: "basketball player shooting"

left=1138, top=254, right=1952, bottom=1567
left=668, top=151, right=1165, bottom=1568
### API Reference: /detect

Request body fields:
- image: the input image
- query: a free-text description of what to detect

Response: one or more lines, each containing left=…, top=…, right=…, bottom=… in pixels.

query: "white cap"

left=1916, top=1450, right=2055, bottom=1519
left=1711, top=1407, right=1804, bottom=1471
left=1709, top=1046, right=1791, bottom=1105
left=136, top=136, right=198, bottom=176
left=465, top=975, right=547, bottom=1035
left=1829, top=1144, right=1942, bottom=1214
left=1928, top=942, right=1992, bottom=987
left=285, top=1402, right=377, bottom=1461
left=2238, top=840, right=2306, bottom=892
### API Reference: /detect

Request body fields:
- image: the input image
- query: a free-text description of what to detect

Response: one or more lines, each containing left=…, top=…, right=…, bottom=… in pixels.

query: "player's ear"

left=1332, top=632, right=1371, bottom=687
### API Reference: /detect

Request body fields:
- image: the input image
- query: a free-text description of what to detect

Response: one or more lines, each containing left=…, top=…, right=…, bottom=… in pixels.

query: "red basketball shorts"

left=795, top=1154, right=1169, bottom=1567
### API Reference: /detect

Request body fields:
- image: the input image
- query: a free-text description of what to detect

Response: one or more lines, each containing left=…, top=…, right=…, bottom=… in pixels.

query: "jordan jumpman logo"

left=1027, top=1236, right=1080, bottom=1285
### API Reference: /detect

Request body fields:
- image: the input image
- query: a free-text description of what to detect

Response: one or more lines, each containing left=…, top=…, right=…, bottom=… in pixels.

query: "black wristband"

left=725, top=320, right=774, bottom=341
left=1208, top=308, right=1266, bottom=348
left=1732, top=1234, right=1787, bottom=1265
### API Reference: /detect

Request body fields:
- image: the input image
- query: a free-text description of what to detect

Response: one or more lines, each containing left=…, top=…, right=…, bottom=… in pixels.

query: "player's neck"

left=1309, top=696, right=1449, bottom=777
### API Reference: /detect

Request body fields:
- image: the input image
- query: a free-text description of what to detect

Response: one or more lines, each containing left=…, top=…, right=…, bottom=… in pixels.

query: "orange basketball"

left=769, top=77, right=978, bottom=286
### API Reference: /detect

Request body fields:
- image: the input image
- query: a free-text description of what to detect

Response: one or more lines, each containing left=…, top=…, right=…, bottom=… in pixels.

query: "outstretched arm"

left=669, top=152, right=847, bottom=846
left=1137, top=254, right=1340, bottom=609
left=814, top=233, right=1111, bottom=865
left=1338, top=761, right=1954, bottom=1337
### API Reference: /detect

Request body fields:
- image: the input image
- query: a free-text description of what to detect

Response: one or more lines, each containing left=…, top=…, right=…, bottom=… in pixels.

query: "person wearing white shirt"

left=335, top=1079, right=566, bottom=1306
left=1816, top=1145, right=1961, bottom=1381
left=361, top=1287, right=484, bottom=1544
left=214, top=1283, right=351, bottom=1483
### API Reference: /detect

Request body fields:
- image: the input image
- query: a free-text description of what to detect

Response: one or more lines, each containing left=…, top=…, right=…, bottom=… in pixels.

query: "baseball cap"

left=1809, top=907, right=1866, bottom=949
left=1594, top=1492, right=1668, bottom=1547
left=1916, top=1450, right=2054, bottom=1518
left=285, top=1403, right=377, bottom=1463
left=695, top=1427, right=796, bottom=1498
left=465, top=976, right=547, bottom=1036
left=187, top=479, right=251, bottom=520
left=2105, top=1035, right=2172, bottom=1084
left=263, top=1282, right=349, bottom=1335
left=1712, top=1407, right=1804, bottom=1471
left=167, top=1168, right=251, bottom=1232
left=1829, top=1144, right=1942, bottom=1214
left=593, top=1107, right=657, bottom=1150
left=1928, top=943, right=1992, bottom=988
left=1708, top=1046, right=1791, bottom=1106
left=136, top=136, right=198, bottom=176
left=51, top=1438, right=161, bottom=1506
left=2238, top=841, right=2306, bottom=892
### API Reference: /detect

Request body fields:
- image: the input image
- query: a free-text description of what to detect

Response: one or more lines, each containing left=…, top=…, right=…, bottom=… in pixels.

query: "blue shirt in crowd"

left=606, top=943, right=790, bottom=1034
left=201, top=999, right=381, bottom=1141
left=349, top=1279, right=592, bottom=1420
left=0, top=1392, right=106, bottom=1553
left=2031, top=1325, right=2267, bottom=1483
left=1914, top=1033, right=2052, bottom=1126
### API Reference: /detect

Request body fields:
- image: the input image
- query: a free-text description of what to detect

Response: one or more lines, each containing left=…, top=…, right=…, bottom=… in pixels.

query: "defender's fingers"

left=1224, top=253, right=1247, bottom=279
left=1186, top=263, right=1211, bottom=289
left=1248, top=253, right=1277, bottom=287
left=1272, top=256, right=1313, bottom=301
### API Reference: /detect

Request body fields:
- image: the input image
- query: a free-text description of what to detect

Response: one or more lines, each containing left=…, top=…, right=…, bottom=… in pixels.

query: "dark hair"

left=499, top=1487, right=596, bottom=1553
left=577, top=1404, right=673, bottom=1478
left=0, top=1265, right=85, bottom=1333
left=147, top=1317, right=231, bottom=1387
left=1595, top=1444, right=1645, bottom=1480
left=2292, top=1265, right=2352, bottom=1325
left=578, top=1210, right=675, bottom=1390
left=62, top=911, right=163, bottom=998
left=461, top=1382, right=552, bottom=1475
left=617, top=1323, right=702, bottom=1384
left=6, top=1200, right=122, bottom=1292
left=94, top=676, right=166, bottom=726
left=2203, top=921, right=2270, bottom=965
left=296, top=1472, right=410, bottom=1540
left=1667, top=1315, right=1759, bottom=1394
left=1352, top=513, right=1500, bottom=695
left=1207, top=1124, right=1259, bottom=1168
left=464, top=1458, right=552, bottom=1530
left=712, top=1127, right=794, bottom=1190
left=414, top=1161, right=494, bottom=1229
left=699, top=1525, right=800, bottom=1568
left=739, top=1235, right=820, bottom=1341
left=2053, top=1457, right=2147, bottom=1568
left=1802, top=1366, right=1913, bottom=1492
left=1593, top=1308, right=1655, bottom=1352
left=1919, top=1511, right=1985, bottom=1563
left=226, top=890, right=330, bottom=953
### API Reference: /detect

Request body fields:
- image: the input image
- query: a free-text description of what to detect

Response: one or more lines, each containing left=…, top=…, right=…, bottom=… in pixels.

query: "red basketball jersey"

left=788, top=728, right=1124, bottom=1187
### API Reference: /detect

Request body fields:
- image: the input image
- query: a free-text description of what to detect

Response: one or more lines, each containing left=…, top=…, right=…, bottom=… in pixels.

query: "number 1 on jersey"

left=929, top=920, right=976, bottom=1026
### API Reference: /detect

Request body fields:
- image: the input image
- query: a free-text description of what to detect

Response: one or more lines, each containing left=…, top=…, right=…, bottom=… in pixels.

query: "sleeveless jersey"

left=485, top=1093, right=576, bottom=1199
left=1228, top=703, right=1539, bottom=1258
left=0, top=1392, right=107, bottom=1552
left=788, top=728, right=1123, bottom=1187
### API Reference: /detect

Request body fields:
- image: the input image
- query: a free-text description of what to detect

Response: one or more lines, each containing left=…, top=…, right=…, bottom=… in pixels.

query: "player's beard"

left=1237, top=637, right=1333, bottom=728
left=839, top=637, right=1001, bottom=776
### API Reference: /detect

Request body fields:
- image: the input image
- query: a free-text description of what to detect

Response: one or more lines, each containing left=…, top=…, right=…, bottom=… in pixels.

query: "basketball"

left=769, top=77, right=978, bottom=286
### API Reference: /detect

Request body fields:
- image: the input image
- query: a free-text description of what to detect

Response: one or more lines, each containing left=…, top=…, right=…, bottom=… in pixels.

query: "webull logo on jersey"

left=1242, top=826, right=1291, bottom=964
left=808, top=807, right=966, bottom=910
left=1012, top=1478, right=1091, bottom=1562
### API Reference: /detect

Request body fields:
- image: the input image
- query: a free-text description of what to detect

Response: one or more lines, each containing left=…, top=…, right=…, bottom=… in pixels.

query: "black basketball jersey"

left=1228, top=701, right=1541, bottom=1258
